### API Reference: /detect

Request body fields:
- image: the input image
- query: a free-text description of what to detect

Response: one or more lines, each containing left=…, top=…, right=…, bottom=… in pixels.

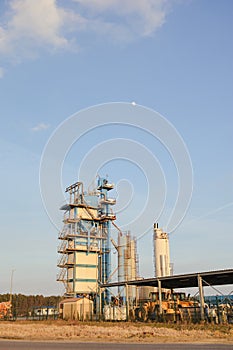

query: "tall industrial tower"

left=57, top=177, right=116, bottom=301
left=153, top=223, right=172, bottom=277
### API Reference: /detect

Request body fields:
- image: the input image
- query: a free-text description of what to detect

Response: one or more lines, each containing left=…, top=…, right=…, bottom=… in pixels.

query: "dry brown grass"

left=0, top=320, right=233, bottom=343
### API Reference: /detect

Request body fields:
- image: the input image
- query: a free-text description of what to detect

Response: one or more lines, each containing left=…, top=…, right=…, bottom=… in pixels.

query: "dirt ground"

left=0, top=321, right=233, bottom=344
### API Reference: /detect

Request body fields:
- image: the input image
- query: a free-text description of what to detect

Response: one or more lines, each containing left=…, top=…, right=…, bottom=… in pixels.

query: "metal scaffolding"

left=57, top=178, right=116, bottom=304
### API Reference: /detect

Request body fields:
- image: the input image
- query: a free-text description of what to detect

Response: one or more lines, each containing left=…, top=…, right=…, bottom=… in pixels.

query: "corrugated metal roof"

left=102, top=268, right=233, bottom=289
left=60, top=297, right=93, bottom=304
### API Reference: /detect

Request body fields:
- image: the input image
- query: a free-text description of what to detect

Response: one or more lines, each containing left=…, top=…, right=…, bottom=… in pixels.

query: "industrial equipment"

left=0, top=301, right=11, bottom=319
left=134, top=291, right=200, bottom=323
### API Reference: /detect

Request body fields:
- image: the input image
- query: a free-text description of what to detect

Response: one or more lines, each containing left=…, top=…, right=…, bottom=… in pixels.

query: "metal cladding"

left=153, top=223, right=171, bottom=278
left=59, top=297, right=94, bottom=321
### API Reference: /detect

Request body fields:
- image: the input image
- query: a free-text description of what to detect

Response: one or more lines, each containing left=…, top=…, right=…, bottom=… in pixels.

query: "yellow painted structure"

left=67, top=251, right=99, bottom=294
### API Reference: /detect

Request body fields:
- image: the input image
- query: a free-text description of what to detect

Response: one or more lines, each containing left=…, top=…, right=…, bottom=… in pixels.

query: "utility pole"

left=9, top=269, right=15, bottom=319
left=10, top=269, right=15, bottom=304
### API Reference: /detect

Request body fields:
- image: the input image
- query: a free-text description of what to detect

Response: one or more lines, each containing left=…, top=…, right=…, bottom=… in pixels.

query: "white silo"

left=153, top=223, right=171, bottom=277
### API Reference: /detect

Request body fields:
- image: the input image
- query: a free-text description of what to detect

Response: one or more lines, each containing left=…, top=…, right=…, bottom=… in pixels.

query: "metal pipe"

left=112, top=221, right=122, bottom=236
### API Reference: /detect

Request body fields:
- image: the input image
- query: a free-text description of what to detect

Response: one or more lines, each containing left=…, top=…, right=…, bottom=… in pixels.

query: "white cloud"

left=0, top=0, right=172, bottom=67
left=31, top=123, right=50, bottom=132
left=73, top=0, right=170, bottom=37
left=0, top=0, right=78, bottom=60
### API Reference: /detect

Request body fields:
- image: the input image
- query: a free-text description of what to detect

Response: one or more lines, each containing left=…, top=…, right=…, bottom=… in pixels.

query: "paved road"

left=0, top=342, right=232, bottom=350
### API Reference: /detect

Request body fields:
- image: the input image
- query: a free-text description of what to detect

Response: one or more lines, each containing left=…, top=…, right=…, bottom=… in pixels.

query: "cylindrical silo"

left=153, top=223, right=171, bottom=277
left=118, top=232, right=137, bottom=302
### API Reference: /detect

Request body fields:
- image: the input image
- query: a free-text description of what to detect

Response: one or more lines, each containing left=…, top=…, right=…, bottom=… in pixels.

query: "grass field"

left=0, top=321, right=233, bottom=343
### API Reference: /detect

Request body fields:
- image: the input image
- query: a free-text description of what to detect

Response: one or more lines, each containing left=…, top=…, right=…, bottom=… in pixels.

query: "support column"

left=99, top=286, right=102, bottom=320
left=125, top=283, right=129, bottom=321
left=198, top=274, right=205, bottom=321
left=158, top=280, right=163, bottom=319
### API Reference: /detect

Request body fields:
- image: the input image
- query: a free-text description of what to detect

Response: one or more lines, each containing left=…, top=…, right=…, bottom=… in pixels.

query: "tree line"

left=0, top=294, right=62, bottom=317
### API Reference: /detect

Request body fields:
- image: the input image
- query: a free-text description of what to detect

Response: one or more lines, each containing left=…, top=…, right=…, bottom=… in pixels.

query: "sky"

left=0, top=0, right=232, bottom=296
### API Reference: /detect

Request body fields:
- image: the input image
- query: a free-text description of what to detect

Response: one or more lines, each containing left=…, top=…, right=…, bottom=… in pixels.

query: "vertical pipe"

left=198, top=274, right=205, bottom=321
left=98, top=269, right=102, bottom=320
left=73, top=236, right=76, bottom=296
left=106, top=218, right=111, bottom=286
left=87, top=229, right=90, bottom=252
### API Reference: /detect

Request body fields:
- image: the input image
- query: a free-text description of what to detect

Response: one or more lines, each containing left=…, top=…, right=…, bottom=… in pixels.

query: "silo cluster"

left=118, top=232, right=138, bottom=301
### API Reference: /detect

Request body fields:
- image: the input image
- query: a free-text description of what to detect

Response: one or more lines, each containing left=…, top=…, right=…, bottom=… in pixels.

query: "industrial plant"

left=57, top=177, right=233, bottom=323
left=57, top=177, right=116, bottom=300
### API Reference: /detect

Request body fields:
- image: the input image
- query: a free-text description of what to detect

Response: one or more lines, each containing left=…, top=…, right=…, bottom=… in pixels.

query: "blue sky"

left=0, top=0, right=232, bottom=296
